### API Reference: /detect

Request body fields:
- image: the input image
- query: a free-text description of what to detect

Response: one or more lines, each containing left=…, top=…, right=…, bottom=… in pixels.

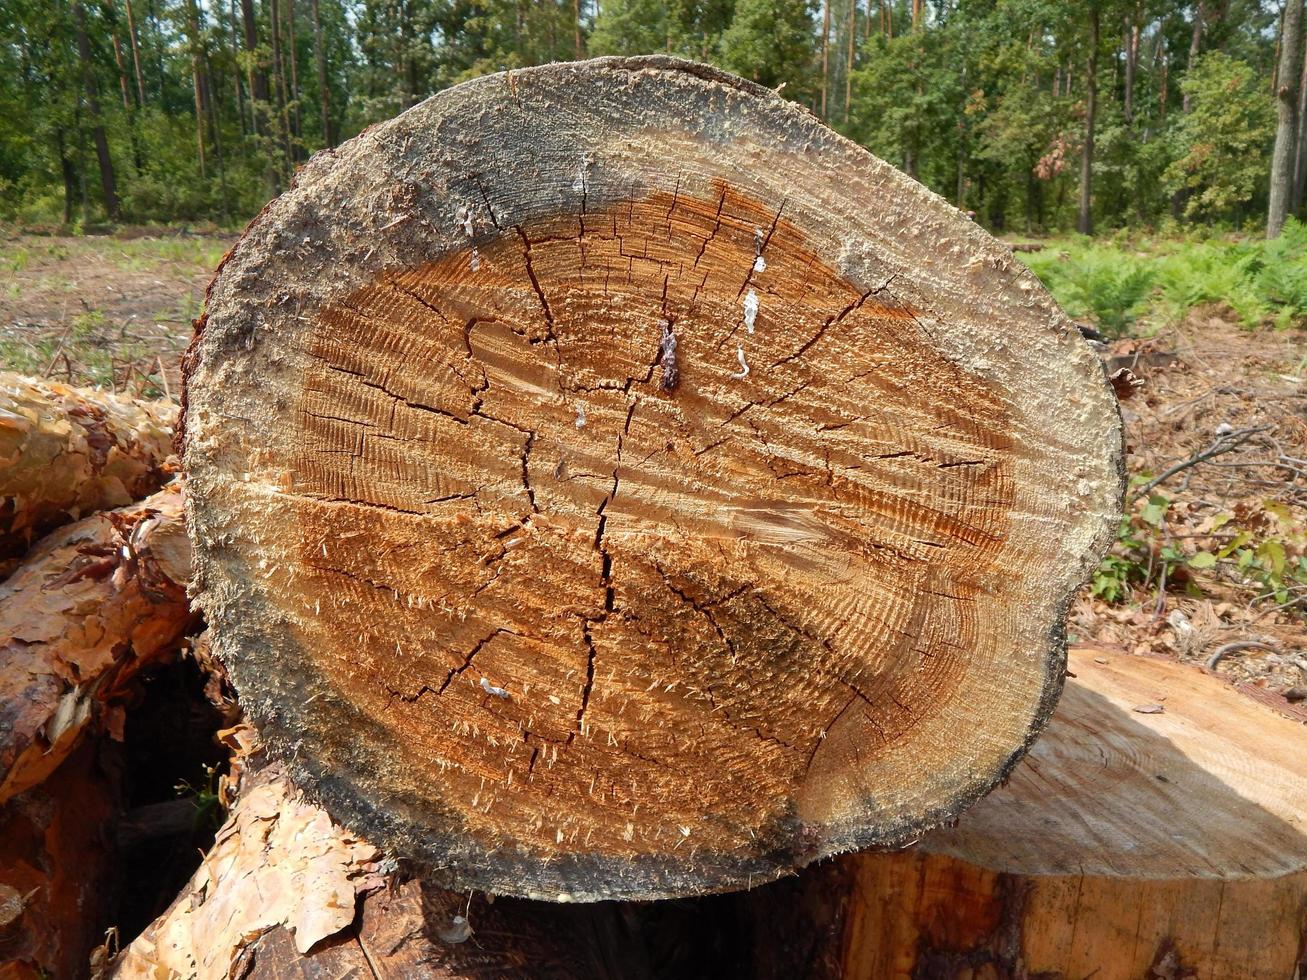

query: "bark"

left=181, top=57, right=1122, bottom=903
left=186, top=0, right=208, bottom=179
left=1182, top=0, right=1204, bottom=112
left=114, top=647, right=1307, bottom=978
left=834, top=647, right=1307, bottom=978
left=1078, top=2, right=1099, bottom=235
left=1293, top=29, right=1307, bottom=214
left=0, top=485, right=194, bottom=805
left=0, top=741, right=119, bottom=980
left=1269, top=0, right=1304, bottom=237
left=268, top=0, right=293, bottom=172
left=0, top=372, right=174, bottom=569
left=123, top=0, right=147, bottom=107
left=844, top=0, right=856, bottom=124
left=114, top=765, right=725, bottom=980
left=310, top=0, right=331, bottom=146
left=72, top=0, right=121, bottom=220
left=285, top=0, right=303, bottom=147
left=821, top=0, right=831, bottom=119
left=1122, top=9, right=1139, bottom=125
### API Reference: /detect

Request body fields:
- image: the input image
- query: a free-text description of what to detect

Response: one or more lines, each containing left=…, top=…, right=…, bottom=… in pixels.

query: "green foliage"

left=0, top=0, right=1294, bottom=235
left=1092, top=489, right=1307, bottom=612
left=1020, top=221, right=1307, bottom=333
left=718, top=0, right=817, bottom=100
left=1025, top=243, right=1155, bottom=336
left=1162, top=53, right=1275, bottom=222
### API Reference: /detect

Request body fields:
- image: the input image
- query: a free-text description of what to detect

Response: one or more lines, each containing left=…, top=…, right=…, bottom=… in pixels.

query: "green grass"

left=1016, top=219, right=1307, bottom=336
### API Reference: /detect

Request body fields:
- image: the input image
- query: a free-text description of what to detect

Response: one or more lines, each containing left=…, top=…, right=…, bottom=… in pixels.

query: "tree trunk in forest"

left=573, top=0, right=584, bottom=59
left=0, top=485, right=194, bottom=805
left=844, top=0, right=856, bottom=124
left=180, top=58, right=1122, bottom=903
left=185, top=0, right=208, bottom=179
left=1293, top=33, right=1307, bottom=214
left=112, top=32, right=132, bottom=112
left=310, top=0, right=331, bottom=146
left=821, top=0, right=831, bottom=119
left=268, top=0, right=293, bottom=174
left=1269, top=0, right=1304, bottom=237
left=1078, top=3, right=1099, bottom=235
left=285, top=0, right=302, bottom=149
left=1122, top=10, right=1139, bottom=125
left=123, top=0, right=147, bottom=107
left=1182, top=0, right=1204, bottom=112
left=240, top=0, right=269, bottom=114
left=0, top=372, right=175, bottom=570
left=72, top=0, right=121, bottom=220
left=111, top=648, right=1307, bottom=979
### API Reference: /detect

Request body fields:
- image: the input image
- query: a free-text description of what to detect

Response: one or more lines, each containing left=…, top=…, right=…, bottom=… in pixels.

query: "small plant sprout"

left=574, top=403, right=587, bottom=428
left=658, top=320, right=679, bottom=391
left=731, top=346, right=750, bottom=379
left=480, top=677, right=510, bottom=699
left=743, top=288, right=759, bottom=333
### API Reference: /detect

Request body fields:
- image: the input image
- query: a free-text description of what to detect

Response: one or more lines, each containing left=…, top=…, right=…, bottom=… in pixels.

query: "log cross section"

left=182, top=57, right=1122, bottom=901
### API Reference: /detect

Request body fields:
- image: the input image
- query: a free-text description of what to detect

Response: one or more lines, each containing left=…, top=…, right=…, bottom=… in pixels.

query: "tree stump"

left=182, top=57, right=1122, bottom=900
left=838, top=648, right=1307, bottom=979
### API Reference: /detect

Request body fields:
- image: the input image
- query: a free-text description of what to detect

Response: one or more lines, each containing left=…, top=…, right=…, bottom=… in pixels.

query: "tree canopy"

left=0, top=0, right=1302, bottom=234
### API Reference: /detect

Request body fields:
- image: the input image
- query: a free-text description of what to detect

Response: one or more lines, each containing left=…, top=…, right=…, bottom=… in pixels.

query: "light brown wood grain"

left=837, top=646, right=1307, bottom=980
left=183, top=57, right=1122, bottom=899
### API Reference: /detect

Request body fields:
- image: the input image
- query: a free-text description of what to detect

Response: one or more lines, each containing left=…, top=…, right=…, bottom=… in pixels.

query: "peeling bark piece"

left=0, top=742, right=118, bottom=980
left=0, top=484, right=195, bottom=804
left=113, top=766, right=387, bottom=980
left=183, top=57, right=1123, bottom=900
left=0, top=372, right=175, bottom=571
left=835, top=647, right=1307, bottom=979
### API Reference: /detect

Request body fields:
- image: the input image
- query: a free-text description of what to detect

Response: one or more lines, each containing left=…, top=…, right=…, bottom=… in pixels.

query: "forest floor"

left=1, top=230, right=1303, bottom=705
left=0, top=232, right=231, bottom=398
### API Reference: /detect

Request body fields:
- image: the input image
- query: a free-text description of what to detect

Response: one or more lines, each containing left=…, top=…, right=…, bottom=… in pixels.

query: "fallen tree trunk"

left=0, top=483, right=195, bottom=804
left=113, top=647, right=1307, bottom=979
left=0, top=741, right=120, bottom=980
left=182, top=56, right=1123, bottom=900
left=836, top=647, right=1307, bottom=979
left=0, top=372, right=175, bottom=574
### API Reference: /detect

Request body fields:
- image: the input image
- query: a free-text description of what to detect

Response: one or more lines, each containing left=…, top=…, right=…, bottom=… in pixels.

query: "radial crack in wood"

left=182, top=57, right=1123, bottom=900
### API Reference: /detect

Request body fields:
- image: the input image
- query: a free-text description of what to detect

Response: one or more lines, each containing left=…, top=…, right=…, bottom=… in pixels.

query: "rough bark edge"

left=181, top=56, right=1125, bottom=900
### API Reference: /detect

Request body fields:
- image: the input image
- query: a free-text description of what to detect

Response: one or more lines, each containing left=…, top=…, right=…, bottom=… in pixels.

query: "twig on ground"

left=1132, top=426, right=1274, bottom=500
left=1205, top=640, right=1278, bottom=670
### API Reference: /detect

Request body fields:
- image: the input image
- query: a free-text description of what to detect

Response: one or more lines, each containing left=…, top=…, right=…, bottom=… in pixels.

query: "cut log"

left=0, top=372, right=175, bottom=573
left=113, top=760, right=851, bottom=980
left=0, top=741, right=119, bottom=980
left=182, top=56, right=1123, bottom=900
left=836, top=646, right=1307, bottom=979
left=115, top=648, right=1307, bottom=979
left=0, top=484, right=195, bottom=805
